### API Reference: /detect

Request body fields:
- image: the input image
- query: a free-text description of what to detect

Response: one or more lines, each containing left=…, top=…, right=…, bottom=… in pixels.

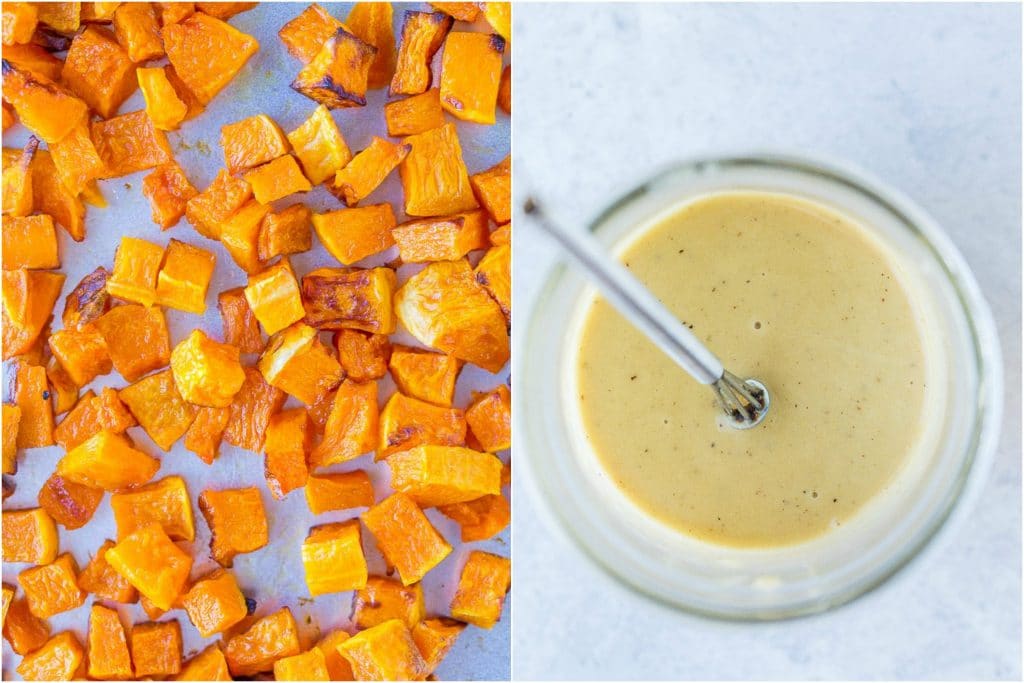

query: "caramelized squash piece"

left=183, top=405, right=230, bottom=464
left=3, top=142, right=36, bottom=218
left=182, top=569, right=248, bottom=638
left=219, top=199, right=270, bottom=273
left=274, top=649, right=330, bottom=681
left=2, top=404, right=20, bottom=474
left=38, top=473, right=104, bottom=530
left=475, top=243, right=511, bottom=324
left=87, top=604, right=133, bottom=681
left=245, top=259, right=306, bottom=335
left=56, top=430, right=160, bottom=491
left=195, top=2, right=256, bottom=19
left=352, top=577, right=425, bottom=629
left=392, top=210, right=489, bottom=263
left=258, top=322, right=344, bottom=405
left=315, top=630, right=356, bottom=680
left=224, top=607, right=301, bottom=677
left=110, top=475, right=195, bottom=541
left=334, top=329, right=391, bottom=381
left=440, top=32, right=505, bottom=124
left=313, top=203, right=397, bottom=265
left=92, top=110, right=173, bottom=178
left=259, top=204, right=313, bottom=261
left=412, top=617, right=466, bottom=673
left=223, top=366, right=285, bottom=452
left=156, top=238, right=217, bottom=313
left=309, top=379, right=378, bottom=468
left=20, top=554, right=85, bottom=618
left=278, top=3, right=344, bottom=63
left=171, top=329, right=246, bottom=407
left=177, top=644, right=232, bottom=681
left=49, top=119, right=106, bottom=196
left=105, top=523, right=193, bottom=610
left=3, top=269, right=64, bottom=361
left=362, top=493, right=452, bottom=585
left=388, top=445, right=502, bottom=507
left=30, top=149, right=85, bottom=241
left=338, top=619, right=428, bottom=681
left=400, top=123, right=478, bottom=216
left=302, top=520, right=368, bottom=595
left=384, top=88, right=444, bottom=137
left=2, top=3, right=38, bottom=44
left=63, top=267, right=110, bottom=330
left=3, top=596, right=50, bottom=655
left=48, top=324, right=111, bottom=386
left=138, top=66, right=188, bottom=131
left=302, top=266, right=397, bottom=333
left=130, top=620, right=183, bottom=677
left=264, top=408, right=312, bottom=499
left=482, top=2, right=510, bottom=41
left=305, top=470, right=374, bottom=514
left=430, top=2, right=480, bottom=21
left=292, top=28, right=377, bottom=109
left=199, top=486, right=269, bottom=567
left=94, top=304, right=171, bottom=381
left=498, top=64, right=511, bottom=113
left=112, top=2, right=163, bottom=62
left=143, top=163, right=198, bottom=229
left=16, top=632, right=84, bottom=682
left=378, top=392, right=466, bottom=459
left=77, top=539, right=138, bottom=603
left=185, top=168, right=252, bottom=240
left=470, top=156, right=511, bottom=223
left=164, top=12, right=258, bottom=104
left=332, top=137, right=410, bottom=206
left=450, top=550, right=510, bottom=628
left=244, top=154, right=312, bottom=204
left=218, top=286, right=264, bottom=354
left=390, top=10, right=452, bottom=96
left=81, top=2, right=123, bottom=23
left=14, top=362, right=55, bottom=448
left=46, top=356, right=80, bottom=415
left=220, top=113, right=290, bottom=174
left=2, top=508, right=58, bottom=564
left=53, top=387, right=135, bottom=450
left=35, top=2, right=82, bottom=33
left=2, top=214, right=59, bottom=270
left=119, top=368, right=198, bottom=450
left=106, top=236, right=164, bottom=306
left=389, top=345, right=461, bottom=407
left=287, top=105, right=352, bottom=185
left=1, top=60, right=89, bottom=143
left=3, top=43, right=59, bottom=81
left=154, top=2, right=193, bottom=24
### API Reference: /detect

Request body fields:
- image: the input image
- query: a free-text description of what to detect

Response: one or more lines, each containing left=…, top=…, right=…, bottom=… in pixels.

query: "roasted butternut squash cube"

left=362, top=493, right=452, bottom=585
left=315, top=630, right=355, bottom=680
left=378, top=392, right=466, bottom=459
left=400, top=123, right=478, bottom=216
left=482, top=2, right=510, bottom=41
left=346, top=2, right=395, bottom=89
left=224, top=607, right=301, bottom=677
left=219, top=199, right=270, bottom=273
left=471, top=155, right=511, bottom=223
left=338, top=619, right=428, bottom=681
left=395, top=259, right=509, bottom=372
left=113, top=2, right=163, bottom=61
left=3, top=142, right=36, bottom=218
left=139, top=594, right=169, bottom=621
left=182, top=569, right=248, bottom=638
left=264, top=408, right=312, bottom=499
left=313, top=204, right=396, bottom=266
left=2, top=3, right=38, bottom=45
left=63, top=267, right=110, bottom=330
left=2, top=508, right=57, bottom=564
left=245, top=154, right=312, bottom=204
left=392, top=210, right=489, bottom=263
left=218, top=286, right=264, bottom=354
left=287, top=105, right=351, bottom=186
left=195, top=2, right=256, bottom=19
left=309, top=379, right=378, bottom=469
left=302, top=266, right=397, bottom=333
left=178, top=644, right=232, bottom=681
left=35, top=1, right=81, bottom=32
left=107, top=236, right=165, bottom=306
left=278, top=3, right=344, bottom=64
left=183, top=405, right=230, bottom=465
left=430, top=2, right=480, bottom=21
left=171, top=329, right=246, bottom=407
left=353, top=577, right=425, bottom=630
left=164, top=12, right=258, bottom=104
left=56, top=430, right=160, bottom=491
left=92, top=110, right=174, bottom=178
left=1, top=60, right=88, bottom=143
left=305, top=470, right=374, bottom=514
left=154, top=2, right=193, bottom=24
left=259, top=204, right=313, bottom=261
left=4, top=595, right=50, bottom=655
left=81, top=2, right=123, bottom=23
left=199, top=486, right=269, bottom=567
left=2, top=583, right=14, bottom=628
left=384, top=88, right=444, bottom=137
left=130, top=620, right=183, bottom=677
left=16, top=631, right=84, bottom=682
left=274, top=648, right=330, bottom=681
left=185, top=168, right=253, bottom=240
left=20, top=554, right=85, bottom=618
left=334, top=329, right=390, bottom=382
left=105, top=523, right=192, bottom=610
left=2, top=269, right=64, bottom=361
left=30, top=149, right=85, bottom=241
left=138, top=66, right=188, bottom=131
left=38, top=474, right=104, bottom=530
left=244, top=259, right=306, bottom=335
left=388, top=345, right=461, bottom=407
left=48, top=119, right=107, bottom=196
left=412, top=617, right=466, bottom=673
left=224, top=366, right=286, bottom=452
left=2, top=404, right=20, bottom=474
left=332, top=137, right=410, bottom=207
left=120, top=369, right=198, bottom=450
left=111, top=475, right=195, bottom=542
left=451, top=550, right=510, bottom=628
left=292, top=28, right=377, bottom=109
left=440, top=32, right=505, bottom=124
left=475, top=243, right=510, bottom=324
left=388, top=445, right=502, bottom=507
left=14, top=362, right=54, bottom=448
left=466, top=384, right=511, bottom=452
left=156, top=238, right=217, bottom=313
left=87, top=604, right=132, bottom=681
left=258, top=322, right=344, bottom=405
left=221, top=113, right=290, bottom=174
left=77, top=539, right=137, bottom=603
left=390, top=10, right=452, bottom=96
left=47, top=324, right=111, bottom=387
left=45, top=358, right=79, bottom=416
left=143, top=163, right=198, bottom=229
left=302, top=520, right=368, bottom=595
left=53, top=387, right=135, bottom=450
left=498, top=65, right=511, bottom=113
left=94, top=304, right=171, bottom=381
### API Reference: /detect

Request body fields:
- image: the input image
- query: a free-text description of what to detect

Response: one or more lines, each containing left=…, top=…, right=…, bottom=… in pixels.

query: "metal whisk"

left=524, top=198, right=770, bottom=429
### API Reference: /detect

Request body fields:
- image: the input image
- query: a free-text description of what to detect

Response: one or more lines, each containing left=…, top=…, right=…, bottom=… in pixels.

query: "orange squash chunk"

left=77, top=539, right=137, bottom=603
left=4, top=596, right=50, bottom=655
left=199, top=486, right=269, bottom=567
left=362, top=493, right=452, bottom=585
left=3, top=142, right=36, bottom=218
left=182, top=569, right=247, bottom=638
left=106, top=523, right=192, bottom=610
left=470, top=156, right=511, bottom=223
left=466, top=384, right=511, bottom=452
left=334, top=329, right=391, bottom=381
left=2, top=3, right=38, bottom=45
left=106, top=236, right=164, bottom=306
left=143, top=163, right=198, bottom=229
left=61, top=267, right=108, bottom=330
left=331, top=137, right=409, bottom=206
left=170, top=329, right=246, bottom=407
left=112, top=2, right=163, bottom=61
left=94, top=304, right=171, bottom=381
left=346, top=2, right=395, bottom=89
left=92, top=110, right=173, bottom=178
left=315, top=631, right=355, bottom=680
left=14, top=362, right=54, bottom=448
left=131, top=621, right=183, bottom=677
left=278, top=3, right=344, bottom=63
left=49, top=119, right=106, bottom=197
left=87, top=604, right=132, bottom=681
left=302, top=266, right=397, bottom=333
left=305, top=470, right=374, bottom=514
left=258, top=322, right=344, bottom=405
left=219, top=199, right=270, bottom=273
left=400, top=123, right=479, bottom=216
left=274, top=649, right=330, bottom=681
left=412, top=617, right=466, bottom=673
left=395, top=259, right=509, bottom=372
left=384, top=88, right=444, bottom=137
left=16, top=631, right=84, bottom=682
left=221, top=113, right=290, bottom=174
left=48, top=324, right=111, bottom=386
left=287, top=105, right=352, bottom=186
left=53, top=387, right=135, bottom=450
left=2, top=404, right=20, bottom=474
left=450, top=550, right=510, bottom=628
left=156, top=238, right=217, bottom=313
left=45, top=358, right=79, bottom=417
left=2, top=215, right=59, bottom=271
left=120, top=369, right=198, bottom=450
left=60, top=28, right=134, bottom=117
left=2, top=43, right=54, bottom=82
left=440, top=492, right=510, bottom=541
left=309, top=379, right=378, bottom=468
left=20, top=554, right=85, bottom=618
left=224, top=607, right=301, bottom=677
left=378, top=392, right=467, bottom=459
left=302, top=520, right=368, bottom=595
left=390, top=10, right=452, bottom=96
left=1, top=61, right=89, bottom=143
left=388, top=445, right=502, bottom=507
left=475, top=243, right=510, bottom=324
left=482, top=2, right=510, bottom=41
left=264, top=408, right=312, bottom=499
left=352, top=577, right=425, bottom=630
left=218, top=286, right=264, bottom=354
left=338, top=619, right=428, bottom=680
left=195, top=2, right=257, bottom=19
left=56, top=430, right=160, bottom=491
left=164, top=12, right=258, bottom=104
left=38, top=474, right=104, bottom=530
left=245, top=154, right=313, bottom=204
left=2, top=508, right=58, bottom=564
left=2, top=269, right=64, bottom=361
left=30, top=149, right=85, bottom=241
left=498, top=64, right=511, bottom=113
left=81, top=2, right=123, bottom=23
left=183, top=405, right=230, bottom=465
left=2, top=583, right=14, bottom=627
left=177, top=644, right=232, bottom=681
left=185, top=168, right=252, bottom=240
left=388, top=345, right=461, bottom=407
left=440, top=32, right=504, bottom=124
left=393, top=210, right=489, bottom=263
left=430, top=2, right=479, bottom=20
left=154, top=2, right=193, bottom=24
left=110, top=475, right=195, bottom=541
left=292, top=28, right=377, bottom=109
left=223, top=366, right=285, bottom=452
left=35, top=2, right=81, bottom=32
left=313, top=203, right=396, bottom=265
left=259, top=204, right=313, bottom=260
left=244, top=259, right=306, bottom=335
left=138, top=66, right=188, bottom=131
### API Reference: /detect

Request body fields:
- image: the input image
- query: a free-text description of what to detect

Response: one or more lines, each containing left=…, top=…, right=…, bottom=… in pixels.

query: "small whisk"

left=524, top=197, right=770, bottom=429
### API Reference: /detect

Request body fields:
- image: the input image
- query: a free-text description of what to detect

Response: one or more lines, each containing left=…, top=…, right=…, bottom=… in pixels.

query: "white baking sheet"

left=1, top=3, right=510, bottom=680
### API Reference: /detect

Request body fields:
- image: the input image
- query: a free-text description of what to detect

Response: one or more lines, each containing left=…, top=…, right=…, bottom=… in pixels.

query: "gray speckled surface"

left=511, top=3, right=1020, bottom=680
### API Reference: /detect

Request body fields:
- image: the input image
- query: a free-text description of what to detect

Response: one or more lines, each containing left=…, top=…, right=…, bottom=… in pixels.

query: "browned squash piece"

left=390, top=11, right=452, bottom=96
left=2, top=404, right=20, bottom=474
left=475, top=243, right=510, bottom=324
left=77, top=539, right=138, bottom=603
left=219, top=200, right=270, bottom=273
left=292, top=28, right=377, bottom=109
left=218, top=286, right=265, bottom=354
left=257, top=322, right=344, bottom=405
left=35, top=3, right=81, bottom=33
left=362, top=493, right=452, bottom=586
left=181, top=569, right=248, bottom=637
left=156, top=239, right=217, bottom=314
left=63, top=267, right=109, bottom=331
left=199, top=486, right=269, bottom=567
left=263, top=408, right=312, bottom=499
left=119, top=368, right=198, bottom=451
left=384, top=89, right=444, bottom=137
left=220, top=113, right=290, bottom=174
left=278, top=3, right=344, bottom=64
left=498, top=64, right=511, bottom=113
left=305, top=470, right=374, bottom=513
left=412, top=618, right=466, bottom=673
left=470, top=155, right=511, bottom=223
left=392, top=210, right=489, bottom=263
left=31, top=149, right=86, bottom=241
left=61, top=27, right=135, bottom=118
left=432, top=2, right=479, bottom=20
left=2, top=215, right=59, bottom=270
left=2, top=3, right=38, bottom=45
left=164, top=63, right=206, bottom=120
left=400, top=123, right=478, bottom=217
left=185, top=168, right=252, bottom=240
left=440, top=32, right=505, bottom=124
left=287, top=105, right=352, bottom=186
left=223, top=365, right=286, bottom=452
left=81, top=2, right=123, bottom=23
left=439, top=492, right=510, bottom=542
left=138, top=66, right=188, bottom=131
left=53, top=387, right=135, bottom=450
left=346, top=2, right=396, bottom=90
left=106, top=236, right=164, bottom=306
left=56, top=430, right=160, bottom=491
left=130, top=620, right=183, bottom=677
left=48, top=324, right=111, bottom=386
left=312, top=203, right=396, bottom=265
left=244, top=154, right=312, bottom=204
left=92, top=110, right=173, bottom=178
left=224, top=607, right=300, bottom=677
left=1, top=60, right=88, bottom=143
left=143, top=162, right=198, bottom=229
left=3, top=269, right=64, bottom=362
left=113, top=2, right=163, bottom=61
left=110, top=475, right=195, bottom=541
left=352, top=577, right=425, bottom=630
left=16, top=632, right=84, bottom=682
left=183, top=405, right=230, bottom=465
left=49, top=118, right=106, bottom=197
left=30, top=26, right=73, bottom=52
left=3, top=43, right=62, bottom=81
left=331, top=136, right=409, bottom=207
left=388, top=345, right=462, bottom=407
left=3, top=595, right=50, bottom=655
left=387, top=444, right=502, bottom=507
left=302, top=266, right=397, bottom=333
left=105, top=523, right=192, bottom=610
left=259, top=204, right=313, bottom=261
left=450, top=550, right=510, bottom=628
left=14, top=362, right=55, bottom=448
left=334, top=329, right=391, bottom=382
left=38, top=474, right=103, bottom=530
left=2, top=141, right=36, bottom=218
left=86, top=604, right=132, bottom=680
left=93, top=304, right=171, bottom=382
left=45, top=358, right=79, bottom=416
left=339, top=619, right=428, bottom=681
left=309, top=379, right=378, bottom=469
left=164, top=12, right=258, bottom=104
left=378, top=392, right=466, bottom=459
left=195, top=2, right=256, bottom=19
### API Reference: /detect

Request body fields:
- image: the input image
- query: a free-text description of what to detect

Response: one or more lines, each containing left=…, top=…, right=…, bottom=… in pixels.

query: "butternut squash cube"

left=107, top=236, right=165, bottom=307
left=331, top=137, right=409, bottom=207
left=257, top=322, right=344, bottom=405
left=218, top=286, right=264, bottom=354
left=471, top=155, right=511, bottom=222
left=182, top=569, right=247, bottom=638
left=1, top=60, right=88, bottom=143
left=388, top=345, right=461, bottom=407
left=3, top=142, right=36, bottom=218
left=164, top=12, right=258, bottom=104
left=49, top=119, right=107, bottom=197
left=119, top=368, right=198, bottom=450
left=287, top=105, right=351, bottom=186
left=305, top=470, right=375, bottom=514
left=302, top=266, right=397, bottom=333
left=244, top=259, right=306, bottom=335
left=20, top=554, right=85, bottom=618
left=82, top=2, right=123, bottom=23
left=138, top=66, right=188, bottom=131
left=352, top=577, right=425, bottom=630
left=48, top=324, right=111, bottom=387
left=220, top=113, right=290, bottom=174
left=338, top=619, right=428, bottom=681
left=92, top=110, right=174, bottom=178
left=482, top=2, right=510, bottom=41
left=399, top=123, right=478, bottom=216
left=2, top=3, right=38, bottom=45
left=412, top=618, right=466, bottom=673
left=292, top=28, right=377, bottom=109
left=278, top=3, right=344, bottom=64
left=87, top=604, right=132, bottom=680
left=388, top=445, right=502, bottom=507
left=259, top=204, right=313, bottom=261
left=392, top=210, right=490, bottom=263
left=346, top=2, right=396, bottom=89
left=2, top=215, right=59, bottom=270
left=105, top=523, right=192, bottom=611
left=56, top=430, right=160, bottom=491
left=498, top=64, right=511, bottom=113
left=4, top=596, right=50, bottom=655
left=263, top=408, right=312, bottom=499
left=430, top=2, right=479, bottom=20
left=113, top=2, right=163, bottom=62
left=110, top=475, right=195, bottom=542
left=1, top=508, right=57, bottom=564
left=334, top=329, right=391, bottom=382
left=378, top=392, right=466, bottom=459
left=475, top=243, right=510, bottom=324
left=63, top=267, right=111, bottom=331
left=30, top=149, right=85, bottom=241
left=274, top=648, right=330, bottom=681
left=245, top=154, right=312, bottom=204
left=315, top=631, right=355, bottom=680
left=2, top=404, right=20, bottom=474
left=390, top=10, right=452, bottom=96
left=223, top=366, right=286, bottom=452
left=219, top=199, right=270, bottom=273
left=185, top=169, right=252, bottom=240
left=53, top=387, right=135, bottom=450
left=361, top=493, right=452, bottom=585
left=45, top=357, right=79, bottom=417
left=384, top=88, right=445, bottom=137
left=77, top=539, right=137, bottom=603
left=130, top=620, right=183, bottom=677
left=183, top=405, right=230, bottom=465
left=16, top=632, right=84, bottom=682
left=309, top=379, right=378, bottom=469
left=94, top=304, right=171, bottom=381
left=395, top=259, right=510, bottom=372
left=170, top=329, right=246, bottom=407
left=466, top=384, right=511, bottom=452
left=224, top=607, right=301, bottom=677
left=440, top=32, right=505, bottom=124
left=154, top=2, right=192, bottom=24
left=2, top=269, right=64, bottom=362
left=143, top=163, right=198, bottom=229
left=177, top=644, right=232, bottom=681
left=302, top=520, right=368, bottom=596
left=156, top=238, right=217, bottom=313
left=1, top=583, right=13, bottom=628
left=35, top=2, right=79, bottom=34
left=199, top=486, right=269, bottom=567
left=38, top=474, right=104, bottom=530
left=313, top=204, right=396, bottom=266
left=450, top=550, right=510, bottom=628
left=14, top=362, right=55, bottom=448
left=195, top=2, right=256, bottom=19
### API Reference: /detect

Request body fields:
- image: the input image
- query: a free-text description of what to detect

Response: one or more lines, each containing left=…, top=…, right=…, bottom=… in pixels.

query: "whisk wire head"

left=713, top=371, right=770, bottom=429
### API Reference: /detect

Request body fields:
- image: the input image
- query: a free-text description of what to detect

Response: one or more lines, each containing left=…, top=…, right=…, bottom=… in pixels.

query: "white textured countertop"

left=511, top=3, right=1021, bottom=680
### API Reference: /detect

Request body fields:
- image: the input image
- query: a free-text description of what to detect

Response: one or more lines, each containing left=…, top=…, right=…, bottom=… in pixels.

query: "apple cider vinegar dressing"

left=573, top=191, right=934, bottom=547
